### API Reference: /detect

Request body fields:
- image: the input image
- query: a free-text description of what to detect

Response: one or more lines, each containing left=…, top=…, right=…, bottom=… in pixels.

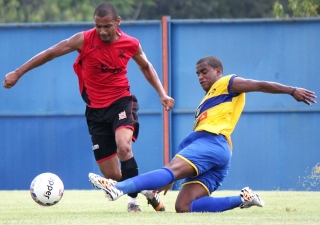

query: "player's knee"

left=117, top=142, right=133, bottom=160
left=175, top=201, right=191, bottom=213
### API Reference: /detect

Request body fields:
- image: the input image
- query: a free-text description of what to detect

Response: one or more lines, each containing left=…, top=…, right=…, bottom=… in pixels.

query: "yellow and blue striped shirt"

left=193, top=74, right=245, bottom=149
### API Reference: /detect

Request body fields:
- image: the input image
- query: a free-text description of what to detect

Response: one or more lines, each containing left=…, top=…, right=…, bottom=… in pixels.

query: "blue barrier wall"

left=0, top=21, right=165, bottom=190
left=169, top=18, right=320, bottom=191
left=1, top=18, right=319, bottom=191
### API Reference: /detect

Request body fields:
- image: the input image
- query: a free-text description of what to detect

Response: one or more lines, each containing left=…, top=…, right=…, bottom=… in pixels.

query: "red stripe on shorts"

left=96, top=153, right=118, bottom=163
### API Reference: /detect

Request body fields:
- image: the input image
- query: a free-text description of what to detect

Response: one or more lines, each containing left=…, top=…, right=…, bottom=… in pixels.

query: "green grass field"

left=1, top=190, right=320, bottom=225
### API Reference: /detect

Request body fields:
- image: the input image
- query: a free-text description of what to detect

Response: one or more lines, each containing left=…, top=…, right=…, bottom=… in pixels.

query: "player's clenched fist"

left=3, top=71, right=21, bottom=89
left=161, top=95, right=175, bottom=111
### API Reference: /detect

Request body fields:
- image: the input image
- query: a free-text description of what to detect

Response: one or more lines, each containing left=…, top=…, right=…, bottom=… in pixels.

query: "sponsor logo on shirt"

left=94, top=64, right=122, bottom=74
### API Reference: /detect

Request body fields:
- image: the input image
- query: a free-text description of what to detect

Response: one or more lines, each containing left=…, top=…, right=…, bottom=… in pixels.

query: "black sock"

left=120, top=157, right=139, bottom=198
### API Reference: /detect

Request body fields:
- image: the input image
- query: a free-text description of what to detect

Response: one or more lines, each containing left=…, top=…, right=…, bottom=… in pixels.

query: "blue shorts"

left=176, top=131, right=232, bottom=195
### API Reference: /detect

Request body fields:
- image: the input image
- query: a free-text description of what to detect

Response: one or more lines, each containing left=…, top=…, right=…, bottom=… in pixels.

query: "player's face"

left=196, top=62, right=222, bottom=92
left=94, top=15, right=120, bottom=43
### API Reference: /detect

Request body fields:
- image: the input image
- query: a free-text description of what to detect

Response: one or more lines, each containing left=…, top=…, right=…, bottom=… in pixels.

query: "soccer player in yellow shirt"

left=88, top=55, right=316, bottom=212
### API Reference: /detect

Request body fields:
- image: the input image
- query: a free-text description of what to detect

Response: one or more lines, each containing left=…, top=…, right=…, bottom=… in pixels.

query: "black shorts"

left=85, top=95, right=139, bottom=162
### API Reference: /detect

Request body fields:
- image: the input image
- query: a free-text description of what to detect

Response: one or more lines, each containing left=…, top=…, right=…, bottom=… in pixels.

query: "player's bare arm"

left=132, top=45, right=166, bottom=96
left=3, top=32, right=84, bottom=89
left=132, top=45, right=175, bottom=111
left=231, top=77, right=317, bottom=105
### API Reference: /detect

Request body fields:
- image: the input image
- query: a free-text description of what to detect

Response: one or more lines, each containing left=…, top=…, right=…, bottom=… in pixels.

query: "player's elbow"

left=139, top=61, right=152, bottom=72
left=140, top=64, right=153, bottom=79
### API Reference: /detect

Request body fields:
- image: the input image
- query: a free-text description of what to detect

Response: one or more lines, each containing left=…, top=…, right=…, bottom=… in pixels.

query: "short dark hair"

left=94, top=3, right=118, bottom=20
left=197, top=56, right=223, bottom=73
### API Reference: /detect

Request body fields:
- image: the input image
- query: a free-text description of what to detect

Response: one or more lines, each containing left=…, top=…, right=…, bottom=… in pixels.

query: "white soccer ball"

left=30, top=172, right=64, bottom=206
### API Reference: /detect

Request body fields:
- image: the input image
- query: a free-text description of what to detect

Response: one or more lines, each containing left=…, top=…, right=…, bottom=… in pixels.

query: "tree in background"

left=273, top=0, right=319, bottom=17
left=0, top=0, right=318, bottom=23
left=0, top=0, right=154, bottom=23
left=138, top=0, right=280, bottom=19
left=0, top=0, right=91, bottom=22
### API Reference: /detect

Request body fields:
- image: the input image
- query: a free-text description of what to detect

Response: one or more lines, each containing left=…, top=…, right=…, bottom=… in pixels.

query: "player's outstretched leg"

left=239, top=187, right=264, bottom=208
left=88, top=172, right=123, bottom=201
left=89, top=172, right=166, bottom=211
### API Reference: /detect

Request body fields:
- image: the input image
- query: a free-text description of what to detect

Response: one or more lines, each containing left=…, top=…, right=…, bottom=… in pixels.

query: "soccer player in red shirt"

left=3, top=3, right=174, bottom=212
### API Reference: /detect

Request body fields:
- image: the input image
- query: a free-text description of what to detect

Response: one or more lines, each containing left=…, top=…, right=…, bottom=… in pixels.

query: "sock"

left=190, top=196, right=242, bottom=212
left=120, top=157, right=139, bottom=198
left=127, top=196, right=138, bottom=205
left=116, top=167, right=175, bottom=195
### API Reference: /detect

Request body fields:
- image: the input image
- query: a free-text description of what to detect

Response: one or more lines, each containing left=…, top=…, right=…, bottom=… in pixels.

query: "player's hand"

left=161, top=94, right=175, bottom=111
left=154, top=182, right=174, bottom=195
left=292, top=88, right=317, bottom=105
left=3, top=71, right=21, bottom=88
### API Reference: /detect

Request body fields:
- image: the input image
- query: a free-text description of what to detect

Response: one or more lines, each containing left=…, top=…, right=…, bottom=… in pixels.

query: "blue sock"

left=115, top=167, right=175, bottom=194
left=190, top=196, right=242, bottom=212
